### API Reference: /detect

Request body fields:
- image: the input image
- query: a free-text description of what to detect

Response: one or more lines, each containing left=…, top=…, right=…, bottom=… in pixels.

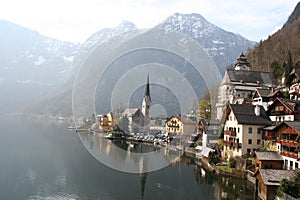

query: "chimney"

left=255, top=105, right=260, bottom=116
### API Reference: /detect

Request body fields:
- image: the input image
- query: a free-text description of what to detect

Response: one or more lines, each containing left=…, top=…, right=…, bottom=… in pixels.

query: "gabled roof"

left=225, top=69, right=276, bottom=86
left=167, top=115, right=197, bottom=125
left=256, top=169, right=297, bottom=186
left=122, top=108, right=141, bottom=117
left=266, top=98, right=300, bottom=114
left=255, top=151, right=283, bottom=161
left=274, top=121, right=300, bottom=133
left=223, top=104, right=272, bottom=126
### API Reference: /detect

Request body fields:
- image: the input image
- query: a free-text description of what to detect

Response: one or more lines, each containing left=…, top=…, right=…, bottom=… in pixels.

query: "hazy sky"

left=0, top=0, right=298, bottom=43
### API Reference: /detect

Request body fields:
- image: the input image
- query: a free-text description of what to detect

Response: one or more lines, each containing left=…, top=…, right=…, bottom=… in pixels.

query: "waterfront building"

left=216, top=53, right=276, bottom=120
left=254, top=151, right=284, bottom=170
left=165, top=115, right=197, bottom=136
left=198, top=119, right=221, bottom=147
left=98, top=112, right=115, bottom=132
left=122, top=108, right=144, bottom=133
left=254, top=169, right=297, bottom=200
left=222, top=104, right=272, bottom=159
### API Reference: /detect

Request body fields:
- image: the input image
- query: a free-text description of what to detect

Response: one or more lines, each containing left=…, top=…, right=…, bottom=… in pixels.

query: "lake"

left=0, top=115, right=255, bottom=200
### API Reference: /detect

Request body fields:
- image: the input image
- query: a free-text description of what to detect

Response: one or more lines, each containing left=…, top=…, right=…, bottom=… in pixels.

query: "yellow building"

left=165, top=115, right=197, bottom=135
left=99, top=112, right=114, bottom=132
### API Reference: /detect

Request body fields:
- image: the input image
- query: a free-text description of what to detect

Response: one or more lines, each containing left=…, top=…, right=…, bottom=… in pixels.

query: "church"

left=122, top=74, right=151, bottom=133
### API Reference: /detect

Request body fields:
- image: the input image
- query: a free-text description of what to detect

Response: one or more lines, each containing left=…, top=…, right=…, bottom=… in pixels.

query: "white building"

left=222, top=104, right=272, bottom=159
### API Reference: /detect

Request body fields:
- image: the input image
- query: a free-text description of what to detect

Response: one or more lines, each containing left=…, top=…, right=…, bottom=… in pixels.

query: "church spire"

left=145, top=73, right=150, bottom=98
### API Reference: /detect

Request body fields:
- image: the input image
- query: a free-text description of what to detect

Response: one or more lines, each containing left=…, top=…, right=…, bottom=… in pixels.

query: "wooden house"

left=254, top=169, right=297, bottom=200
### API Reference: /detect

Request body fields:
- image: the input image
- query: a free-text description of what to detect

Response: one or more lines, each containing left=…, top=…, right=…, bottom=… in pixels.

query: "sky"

left=0, top=0, right=299, bottom=43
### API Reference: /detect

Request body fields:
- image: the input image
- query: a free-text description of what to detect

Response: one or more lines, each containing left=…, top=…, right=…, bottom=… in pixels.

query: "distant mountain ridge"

left=0, top=13, right=256, bottom=116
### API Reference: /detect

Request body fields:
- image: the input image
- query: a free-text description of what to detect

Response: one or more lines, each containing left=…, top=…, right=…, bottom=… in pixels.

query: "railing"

left=278, top=139, right=299, bottom=148
left=224, top=130, right=236, bottom=137
left=289, top=87, right=299, bottom=94
left=280, top=151, right=298, bottom=159
left=223, top=140, right=233, bottom=146
left=270, top=110, right=285, bottom=115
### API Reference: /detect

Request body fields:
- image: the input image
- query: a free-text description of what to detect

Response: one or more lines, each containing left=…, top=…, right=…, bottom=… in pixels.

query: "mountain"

left=156, top=13, right=256, bottom=74
left=0, top=20, right=80, bottom=113
left=247, top=2, right=300, bottom=73
left=2, top=14, right=256, bottom=116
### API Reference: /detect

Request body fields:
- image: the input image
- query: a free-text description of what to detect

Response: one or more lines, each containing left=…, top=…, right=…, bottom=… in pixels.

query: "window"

left=248, top=139, right=252, bottom=144
left=257, top=139, right=261, bottom=145
left=237, top=127, right=240, bottom=133
left=248, top=127, right=252, bottom=134
left=230, top=116, right=232, bottom=121
left=257, top=128, right=261, bottom=134
left=295, top=162, right=299, bottom=169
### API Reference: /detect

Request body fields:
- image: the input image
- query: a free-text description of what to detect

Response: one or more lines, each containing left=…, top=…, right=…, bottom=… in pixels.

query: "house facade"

left=222, top=104, right=272, bottom=159
left=122, top=108, right=144, bottom=133
left=266, top=98, right=300, bottom=123
left=252, top=88, right=283, bottom=111
left=254, top=151, right=284, bottom=170
left=275, top=121, right=300, bottom=170
left=165, top=115, right=197, bottom=136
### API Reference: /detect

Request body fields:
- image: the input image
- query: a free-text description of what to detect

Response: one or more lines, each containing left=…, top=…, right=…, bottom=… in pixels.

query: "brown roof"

left=255, top=151, right=283, bottom=161
left=224, top=104, right=272, bottom=126
left=258, top=169, right=297, bottom=186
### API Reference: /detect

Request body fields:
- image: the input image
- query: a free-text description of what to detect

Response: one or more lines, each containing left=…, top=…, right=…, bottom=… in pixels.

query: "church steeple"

left=144, top=73, right=151, bottom=99
left=142, top=74, right=151, bottom=125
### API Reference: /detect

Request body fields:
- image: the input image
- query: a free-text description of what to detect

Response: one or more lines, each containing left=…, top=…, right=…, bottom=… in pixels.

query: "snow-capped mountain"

left=0, top=20, right=79, bottom=86
left=1, top=14, right=257, bottom=115
left=156, top=13, right=256, bottom=74
left=0, top=20, right=80, bottom=113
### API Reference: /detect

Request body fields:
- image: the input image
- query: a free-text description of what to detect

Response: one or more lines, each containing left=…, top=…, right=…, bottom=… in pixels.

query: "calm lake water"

left=0, top=116, right=256, bottom=200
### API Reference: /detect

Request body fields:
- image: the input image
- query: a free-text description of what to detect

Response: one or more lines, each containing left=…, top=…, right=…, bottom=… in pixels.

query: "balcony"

left=233, top=142, right=242, bottom=148
left=270, top=110, right=285, bottom=115
left=223, top=140, right=233, bottom=146
left=279, top=139, right=299, bottom=148
left=262, top=134, right=276, bottom=140
left=280, top=151, right=299, bottom=159
left=224, top=130, right=236, bottom=137
left=289, top=87, right=299, bottom=94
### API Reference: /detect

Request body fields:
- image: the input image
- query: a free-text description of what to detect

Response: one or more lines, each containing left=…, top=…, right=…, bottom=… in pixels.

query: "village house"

left=149, top=116, right=167, bottom=134
left=122, top=108, right=144, bottom=133
left=274, top=121, right=300, bottom=170
left=254, top=169, right=297, bottom=200
left=165, top=115, right=197, bottom=136
left=99, top=112, right=114, bottom=132
left=254, top=151, right=284, bottom=170
left=252, top=88, right=284, bottom=111
left=222, top=104, right=272, bottom=159
left=198, top=119, right=221, bottom=147
left=287, top=68, right=300, bottom=100
left=266, top=98, right=300, bottom=123
left=216, top=53, right=276, bottom=120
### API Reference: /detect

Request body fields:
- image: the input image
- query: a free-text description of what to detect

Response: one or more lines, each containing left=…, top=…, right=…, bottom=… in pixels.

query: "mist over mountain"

left=0, top=13, right=256, bottom=116
left=0, top=20, right=80, bottom=113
